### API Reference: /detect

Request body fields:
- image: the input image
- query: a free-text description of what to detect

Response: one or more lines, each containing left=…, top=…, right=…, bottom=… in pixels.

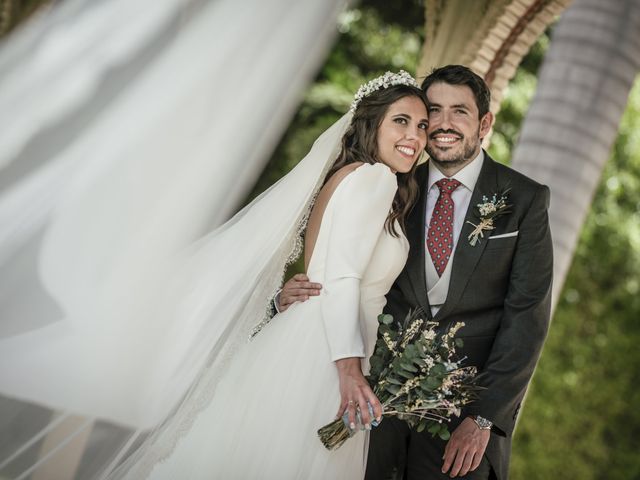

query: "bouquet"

left=318, top=309, right=477, bottom=450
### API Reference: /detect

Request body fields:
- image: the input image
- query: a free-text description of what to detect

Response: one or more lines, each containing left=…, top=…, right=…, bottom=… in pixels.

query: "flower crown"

left=349, top=70, right=420, bottom=113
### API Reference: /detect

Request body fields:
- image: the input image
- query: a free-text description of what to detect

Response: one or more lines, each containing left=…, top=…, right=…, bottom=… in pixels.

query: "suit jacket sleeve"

left=465, top=183, right=553, bottom=436
left=320, top=163, right=398, bottom=361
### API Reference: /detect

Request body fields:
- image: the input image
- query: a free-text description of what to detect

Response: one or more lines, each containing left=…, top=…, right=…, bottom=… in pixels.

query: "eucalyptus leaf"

left=369, top=356, right=382, bottom=370
left=413, top=357, right=426, bottom=368
left=404, top=344, right=419, bottom=358
left=379, top=325, right=392, bottom=336
left=387, top=377, right=404, bottom=385
left=401, top=362, right=418, bottom=373
left=422, top=377, right=441, bottom=390
left=386, top=384, right=400, bottom=395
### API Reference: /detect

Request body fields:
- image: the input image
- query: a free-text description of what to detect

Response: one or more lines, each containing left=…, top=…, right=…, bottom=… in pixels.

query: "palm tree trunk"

left=511, top=0, right=640, bottom=308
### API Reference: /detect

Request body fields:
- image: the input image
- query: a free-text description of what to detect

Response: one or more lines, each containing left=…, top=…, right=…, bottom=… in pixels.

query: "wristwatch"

left=472, top=415, right=493, bottom=430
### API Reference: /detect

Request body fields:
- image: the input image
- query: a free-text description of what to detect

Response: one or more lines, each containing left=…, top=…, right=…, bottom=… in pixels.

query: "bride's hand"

left=334, top=357, right=382, bottom=430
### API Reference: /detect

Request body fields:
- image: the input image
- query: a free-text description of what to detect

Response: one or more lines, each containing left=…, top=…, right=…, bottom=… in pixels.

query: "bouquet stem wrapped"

left=318, top=310, right=477, bottom=450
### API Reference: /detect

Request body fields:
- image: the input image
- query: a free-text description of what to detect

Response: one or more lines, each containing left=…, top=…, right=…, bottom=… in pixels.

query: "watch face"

left=475, top=416, right=492, bottom=429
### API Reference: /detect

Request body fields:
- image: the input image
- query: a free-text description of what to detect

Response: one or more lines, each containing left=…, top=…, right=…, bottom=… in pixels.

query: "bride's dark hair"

left=324, top=84, right=427, bottom=237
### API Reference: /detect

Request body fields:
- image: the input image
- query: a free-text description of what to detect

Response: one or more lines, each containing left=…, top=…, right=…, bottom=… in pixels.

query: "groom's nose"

left=434, top=110, right=453, bottom=130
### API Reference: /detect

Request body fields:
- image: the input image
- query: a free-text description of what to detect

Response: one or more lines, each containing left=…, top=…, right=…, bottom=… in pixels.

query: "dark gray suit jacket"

left=383, top=153, right=553, bottom=479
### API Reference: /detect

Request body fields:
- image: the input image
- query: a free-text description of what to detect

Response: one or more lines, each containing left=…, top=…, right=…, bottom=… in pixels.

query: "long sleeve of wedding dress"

left=318, top=162, right=398, bottom=361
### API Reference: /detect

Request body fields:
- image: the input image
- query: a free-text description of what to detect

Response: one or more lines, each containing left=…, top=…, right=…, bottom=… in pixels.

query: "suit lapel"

left=405, top=164, right=432, bottom=318
left=434, top=154, right=499, bottom=320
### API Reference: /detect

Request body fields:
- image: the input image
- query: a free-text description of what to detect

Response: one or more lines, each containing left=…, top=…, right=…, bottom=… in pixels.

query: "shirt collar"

left=427, top=149, right=484, bottom=192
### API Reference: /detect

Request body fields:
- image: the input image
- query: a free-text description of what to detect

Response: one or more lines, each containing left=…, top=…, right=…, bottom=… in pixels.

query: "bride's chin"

left=399, top=161, right=416, bottom=173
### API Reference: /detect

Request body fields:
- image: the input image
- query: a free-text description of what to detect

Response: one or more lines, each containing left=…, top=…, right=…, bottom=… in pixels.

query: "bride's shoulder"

left=325, top=162, right=395, bottom=192
left=311, top=162, right=395, bottom=222
left=313, top=162, right=397, bottom=217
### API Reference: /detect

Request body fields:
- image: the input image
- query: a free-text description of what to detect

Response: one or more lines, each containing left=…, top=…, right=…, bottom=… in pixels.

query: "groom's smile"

left=429, top=128, right=464, bottom=149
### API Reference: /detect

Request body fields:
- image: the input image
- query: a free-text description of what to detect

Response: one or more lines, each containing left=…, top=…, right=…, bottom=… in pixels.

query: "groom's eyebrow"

left=452, top=103, right=471, bottom=111
left=427, top=100, right=471, bottom=111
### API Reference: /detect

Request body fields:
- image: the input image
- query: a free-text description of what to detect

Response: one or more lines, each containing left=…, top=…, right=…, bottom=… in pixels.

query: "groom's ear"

left=479, top=111, right=494, bottom=139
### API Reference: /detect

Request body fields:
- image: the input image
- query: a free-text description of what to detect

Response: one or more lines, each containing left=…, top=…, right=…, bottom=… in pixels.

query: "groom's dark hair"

left=421, top=65, right=491, bottom=119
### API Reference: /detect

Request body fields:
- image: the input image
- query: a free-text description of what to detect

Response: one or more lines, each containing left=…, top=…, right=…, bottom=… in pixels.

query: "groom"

left=278, top=65, right=553, bottom=479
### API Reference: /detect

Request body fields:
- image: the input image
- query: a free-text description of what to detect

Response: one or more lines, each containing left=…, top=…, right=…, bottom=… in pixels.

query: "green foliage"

left=488, top=68, right=538, bottom=165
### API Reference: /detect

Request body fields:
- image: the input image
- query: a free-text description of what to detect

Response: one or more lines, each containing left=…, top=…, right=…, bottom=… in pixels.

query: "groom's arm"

left=465, top=183, right=553, bottom=434
left=275, top=274, right=322, bottom=312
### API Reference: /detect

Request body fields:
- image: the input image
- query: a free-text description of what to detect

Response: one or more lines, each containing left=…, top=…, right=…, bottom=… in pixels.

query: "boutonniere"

left=466, top=189, right=512, bottom=246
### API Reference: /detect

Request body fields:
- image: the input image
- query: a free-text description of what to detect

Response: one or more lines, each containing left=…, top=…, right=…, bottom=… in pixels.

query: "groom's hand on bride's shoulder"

left=276, top=273, right=322, bottom=312
left=441, top=416, right=490, bottom=478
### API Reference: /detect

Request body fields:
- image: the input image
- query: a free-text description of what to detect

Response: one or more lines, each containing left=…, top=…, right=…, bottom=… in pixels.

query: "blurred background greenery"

left=250, top=1, right=640, bottom=479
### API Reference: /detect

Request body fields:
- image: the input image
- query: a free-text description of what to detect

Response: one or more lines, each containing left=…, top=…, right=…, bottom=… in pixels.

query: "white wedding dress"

left=145, top=162, right=409, bottom=479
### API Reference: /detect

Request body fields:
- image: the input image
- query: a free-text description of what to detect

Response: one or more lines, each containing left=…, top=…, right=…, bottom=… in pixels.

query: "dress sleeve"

left=319, top=162, right=398, bottom=361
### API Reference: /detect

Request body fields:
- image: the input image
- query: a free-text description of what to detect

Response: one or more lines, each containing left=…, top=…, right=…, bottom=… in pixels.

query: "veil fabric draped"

left=0, top=0, right=350, bottom=477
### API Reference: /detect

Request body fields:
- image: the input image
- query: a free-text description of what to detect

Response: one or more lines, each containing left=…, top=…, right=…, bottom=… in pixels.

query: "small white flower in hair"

left=349, top=70, right=420, bottom=113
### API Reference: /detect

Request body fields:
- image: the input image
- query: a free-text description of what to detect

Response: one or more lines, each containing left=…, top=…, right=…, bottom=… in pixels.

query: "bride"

left=0, top=70, right=427, bottom=479
left=140, top=72, right=428, bottom=479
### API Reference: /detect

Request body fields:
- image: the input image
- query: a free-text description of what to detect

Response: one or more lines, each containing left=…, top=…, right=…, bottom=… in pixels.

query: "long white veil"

left=0, top=0, right=350, bottom=477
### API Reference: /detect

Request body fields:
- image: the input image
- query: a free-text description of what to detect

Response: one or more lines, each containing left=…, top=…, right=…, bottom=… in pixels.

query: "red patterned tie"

left=427, top=178, right=461, bottom=276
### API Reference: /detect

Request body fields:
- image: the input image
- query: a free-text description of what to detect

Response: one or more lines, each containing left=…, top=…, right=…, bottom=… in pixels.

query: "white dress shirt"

left=425, top=150, right=484, bottom=315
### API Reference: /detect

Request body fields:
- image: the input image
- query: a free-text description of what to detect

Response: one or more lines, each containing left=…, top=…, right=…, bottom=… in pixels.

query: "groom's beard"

left=426, top=128, right=480, bottom=169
